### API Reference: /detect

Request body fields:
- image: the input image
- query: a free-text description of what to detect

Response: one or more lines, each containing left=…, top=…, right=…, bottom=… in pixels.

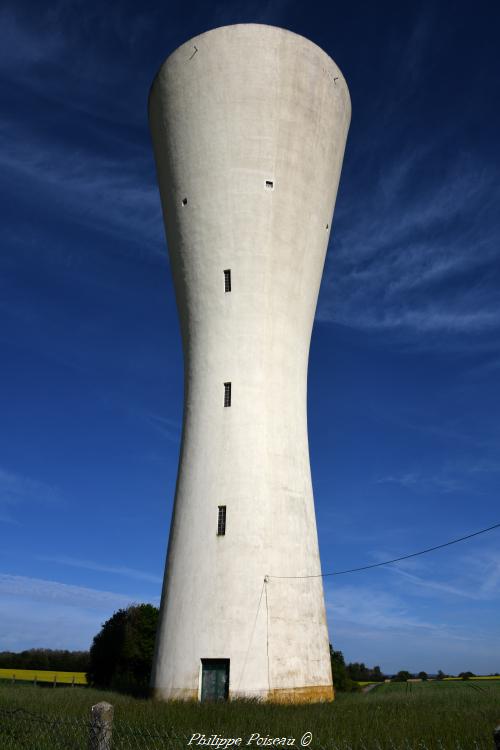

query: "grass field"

left=443, top=676, right=500, bottom=681
left=0, top=668, right=87, bottom=685
left=1, top=678, right=500, bottom=749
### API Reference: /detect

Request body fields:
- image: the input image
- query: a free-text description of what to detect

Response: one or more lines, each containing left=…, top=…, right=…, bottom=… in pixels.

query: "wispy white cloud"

left=323, top=572, right=500, bottom=673
left=320, top=144, right=500, bottom=341
left=0, top=572, right=159, bottom=651
left=386, top=566, right=482, bottom=601
left=38, top=555, right=162, bottom=584
left=0, top=600, right=101, bottom=652
left=463, top=459, right=500, bottom=476
left=138, top=412, right=181, bottom=443
left=322, top=538, right=500, bottom=668
left=0, top=7, right=64, bottom=68
left=374, top=456, right=500, bottom=498
left=0, top=467, right=62, bottom=523
left=0, top=3, right=166, bottom=256
left=0, top=124, right=163, bottom=252
left=368, top=404, right=499, bottom=452
left=326, top=583, right=467, bottom=637
left=403, top=9, right=435, bottom=82
left=0, top=573, right=154, bottom=610
left=375, top=545, right=500, bottom=603
left=375, top=471, right=464, bottom=494
left=0, top=3, right=162, bottom=98
left=458, top=549, right=500, bottom=598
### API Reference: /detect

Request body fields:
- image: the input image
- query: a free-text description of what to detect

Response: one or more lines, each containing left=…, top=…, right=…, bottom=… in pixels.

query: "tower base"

left=151, top=684, right=334, bottom=704
left=267, top=685, right=334, bottom=704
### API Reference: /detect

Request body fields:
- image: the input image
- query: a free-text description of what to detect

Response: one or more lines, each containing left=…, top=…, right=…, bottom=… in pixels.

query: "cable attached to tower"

left=266, top=521, right=500, bottom=580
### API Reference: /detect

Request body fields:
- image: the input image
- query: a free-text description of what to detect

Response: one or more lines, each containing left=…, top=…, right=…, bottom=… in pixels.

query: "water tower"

left=149, top=23, right=350, bottom=702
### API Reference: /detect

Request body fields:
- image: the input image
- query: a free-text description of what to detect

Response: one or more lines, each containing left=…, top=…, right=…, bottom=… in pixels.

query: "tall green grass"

left=1, top=680, right=499, bottom=749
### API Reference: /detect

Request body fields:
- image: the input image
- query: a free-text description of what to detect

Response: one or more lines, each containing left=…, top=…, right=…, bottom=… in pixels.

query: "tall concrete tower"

left=149, top=24, right=350, bottom=703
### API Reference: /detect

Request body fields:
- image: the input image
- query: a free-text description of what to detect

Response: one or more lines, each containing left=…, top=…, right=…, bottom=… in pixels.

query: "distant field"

left=356, top=676, right=500, bottom=685
left=0, top=668, right=87, bottom=685
left=1, top=678, right=500, bottom=749
left=443, top=675, right=500, bottom=681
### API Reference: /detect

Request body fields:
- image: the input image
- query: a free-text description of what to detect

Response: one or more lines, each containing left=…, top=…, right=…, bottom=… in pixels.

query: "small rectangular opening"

left=217, top=506, right=226, bottom=536
left=265, top=180, right=274, bottom=189
left=224, top=269, right=231, bottom=293
left=224, top=382, right=231, bottom=407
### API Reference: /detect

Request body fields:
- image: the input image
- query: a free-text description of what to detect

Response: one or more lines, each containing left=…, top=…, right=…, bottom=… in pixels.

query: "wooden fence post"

left=89, top=701, right=113, bottom=750
left=494, top=725, right=500, bottom=749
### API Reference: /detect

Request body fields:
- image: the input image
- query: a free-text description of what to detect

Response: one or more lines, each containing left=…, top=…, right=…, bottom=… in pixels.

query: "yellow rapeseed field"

left=0, top=668, right=87, bottom=685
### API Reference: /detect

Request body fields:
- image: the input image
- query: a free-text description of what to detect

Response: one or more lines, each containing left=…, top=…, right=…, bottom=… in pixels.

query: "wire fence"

left=0, top=706, right=187, bottom=750
left=1, top=705, right=499, bottom=750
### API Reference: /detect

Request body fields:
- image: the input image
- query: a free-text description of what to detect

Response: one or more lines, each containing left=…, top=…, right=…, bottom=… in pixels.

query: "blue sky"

left=1, top=0, right=499, bottom=675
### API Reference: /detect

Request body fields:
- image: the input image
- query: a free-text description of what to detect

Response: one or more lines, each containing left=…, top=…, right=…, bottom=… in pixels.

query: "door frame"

left=199, top=658, right=230, bottom=702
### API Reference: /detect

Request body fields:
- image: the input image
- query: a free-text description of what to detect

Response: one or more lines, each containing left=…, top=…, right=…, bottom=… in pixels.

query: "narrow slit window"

left=217, top=506, right=226, bottom=536
left=224, top=269, right=231, bottom=293
left=265, top=180, right=274, bottom=190
left=224, top=382, right=231, bottom=407
left=182, top=197, right=187, bottom=206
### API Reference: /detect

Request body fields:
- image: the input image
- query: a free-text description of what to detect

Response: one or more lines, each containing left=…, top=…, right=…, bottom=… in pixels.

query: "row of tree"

left=384, top=669, right=488, bottom=681
left=343, top=659, right=385, bottom=683
left=3, top=607, right=494, bottom=696
left=0, top=649, right=89, bottom=672
left=329, top=648, right=385, bottom=692
left=328, top=651, right=491, bottom=690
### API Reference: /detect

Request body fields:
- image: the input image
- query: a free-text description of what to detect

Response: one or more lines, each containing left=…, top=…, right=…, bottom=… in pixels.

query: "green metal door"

left=201, top=659, right=230, bottom=701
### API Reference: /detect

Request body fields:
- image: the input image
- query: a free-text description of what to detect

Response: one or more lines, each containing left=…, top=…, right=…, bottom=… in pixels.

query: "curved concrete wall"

left=149, top=23, right=350, bottom=702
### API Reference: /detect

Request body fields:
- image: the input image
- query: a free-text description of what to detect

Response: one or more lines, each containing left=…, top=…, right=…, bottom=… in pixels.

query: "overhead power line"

left=267, top=521, right=500, bottom=580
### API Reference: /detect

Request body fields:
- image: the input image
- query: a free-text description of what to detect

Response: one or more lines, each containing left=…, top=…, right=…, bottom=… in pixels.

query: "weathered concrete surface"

left=149, top=23, right=350, bottom=703
left=269, top=685, right=335, bottom=703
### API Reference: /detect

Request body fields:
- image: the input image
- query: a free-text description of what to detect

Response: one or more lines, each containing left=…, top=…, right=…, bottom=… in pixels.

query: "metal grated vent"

left=217, top=506, right=226, bottom=536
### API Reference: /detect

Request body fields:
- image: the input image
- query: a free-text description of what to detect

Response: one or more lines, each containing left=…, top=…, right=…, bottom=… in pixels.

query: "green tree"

left=329, top=646, right=360, bottom=692
left=417, top=671, right=428, bottom=681
left=394, top=670, right=412, bottom=682
left=87, top=604, right=159, bottom=695
left=436, top=670, right=446, bottom=680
